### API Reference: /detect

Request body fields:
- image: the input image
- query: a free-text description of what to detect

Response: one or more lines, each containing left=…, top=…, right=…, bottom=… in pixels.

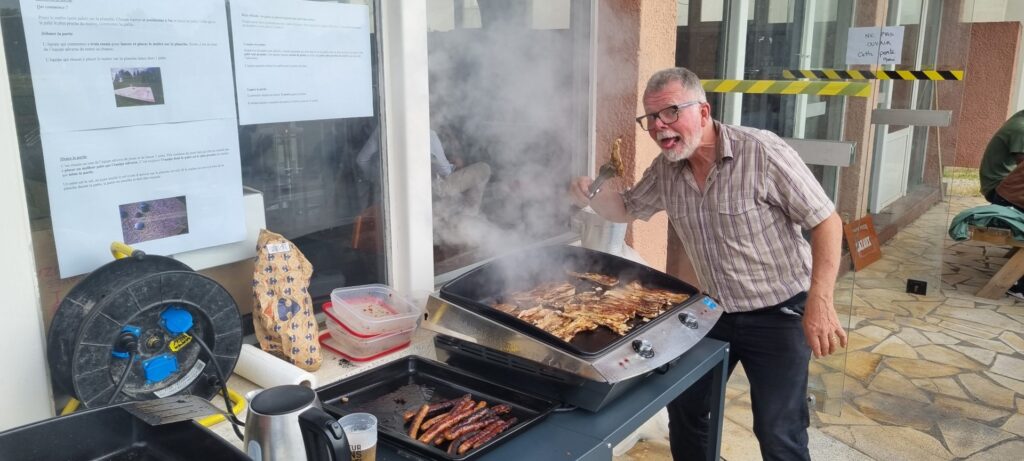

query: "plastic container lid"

left=326, top=284, right=421, bottom=336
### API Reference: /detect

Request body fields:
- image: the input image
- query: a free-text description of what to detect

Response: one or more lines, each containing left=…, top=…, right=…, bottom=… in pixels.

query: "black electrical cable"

left=192, top=331, right=245, bottom=441
left=108, top=331, right=140, bottom=405
left=107, top=351, right=137, bottom=405
left=195, top=335, right=246, bottom=427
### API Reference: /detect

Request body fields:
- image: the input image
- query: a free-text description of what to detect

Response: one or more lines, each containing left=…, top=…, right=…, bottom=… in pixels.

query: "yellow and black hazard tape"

left=782, top=69, right=964, bottom=81
left=700, top=79, right=871, bottom=97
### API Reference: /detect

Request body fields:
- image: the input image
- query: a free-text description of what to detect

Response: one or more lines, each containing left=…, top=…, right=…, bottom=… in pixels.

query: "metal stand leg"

left=706, top=346, right=729, bottom=461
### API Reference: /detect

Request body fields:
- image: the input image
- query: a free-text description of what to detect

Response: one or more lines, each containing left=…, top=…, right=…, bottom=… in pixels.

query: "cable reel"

left=47, top=247, right=242, bottom=408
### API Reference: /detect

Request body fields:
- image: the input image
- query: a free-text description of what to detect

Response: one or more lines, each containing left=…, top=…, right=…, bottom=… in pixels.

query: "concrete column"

left=631, top=1, right=678, bottom=272
left=594, top=0, right=676, bottom=272
left=594, top=0, right=640, bottom=196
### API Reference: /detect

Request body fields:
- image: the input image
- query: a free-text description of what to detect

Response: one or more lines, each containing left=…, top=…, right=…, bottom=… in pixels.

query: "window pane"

left=1, top=0, right=387, bottom=308
left=739, top=0, right=801, bottom=135
left=702, top=0, right=727, bottom=22
left=676, top=0, right=728, bottom=117
left=425, top=0, right=590, bottom=274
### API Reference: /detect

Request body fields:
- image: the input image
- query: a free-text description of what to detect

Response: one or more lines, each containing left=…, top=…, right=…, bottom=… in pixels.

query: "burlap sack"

left=252, top=229, right=322, bottom=371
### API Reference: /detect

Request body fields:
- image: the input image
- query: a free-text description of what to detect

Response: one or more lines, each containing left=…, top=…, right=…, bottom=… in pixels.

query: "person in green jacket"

left=979, top=110, right=1024, bottom=299
left=980, top=110, right=1024, bottom=203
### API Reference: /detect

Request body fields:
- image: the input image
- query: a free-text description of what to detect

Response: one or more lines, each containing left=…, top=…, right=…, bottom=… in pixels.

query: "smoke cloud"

left=426, top=0, right=583, bottom=270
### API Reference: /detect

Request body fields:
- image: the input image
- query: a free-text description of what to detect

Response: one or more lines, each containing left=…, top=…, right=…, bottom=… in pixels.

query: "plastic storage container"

left=319, top=322, right=413, bottom=362
left=327, top=284, right=420, bottom=336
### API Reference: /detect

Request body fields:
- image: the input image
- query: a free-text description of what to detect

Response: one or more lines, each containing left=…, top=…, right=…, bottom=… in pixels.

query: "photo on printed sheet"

left=119, top=196, right=189, bottom=244
left=110, top=67, right=165, bottom=107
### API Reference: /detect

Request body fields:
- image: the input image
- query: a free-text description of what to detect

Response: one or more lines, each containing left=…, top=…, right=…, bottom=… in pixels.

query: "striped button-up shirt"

left=623, top=121, right=834, bottom=312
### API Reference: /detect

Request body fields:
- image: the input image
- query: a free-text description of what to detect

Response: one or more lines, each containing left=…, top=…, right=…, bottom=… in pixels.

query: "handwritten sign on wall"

left=846, top=26, right=905, bottom=66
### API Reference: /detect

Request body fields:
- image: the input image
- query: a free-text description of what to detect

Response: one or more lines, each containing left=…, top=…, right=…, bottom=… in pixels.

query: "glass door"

left=869, top=0, right=928, bottom=212
left=683, top=0, right=857, bottom=416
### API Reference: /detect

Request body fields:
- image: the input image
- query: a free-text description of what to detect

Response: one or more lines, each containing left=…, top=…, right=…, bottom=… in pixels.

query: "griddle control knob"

left=679, top=312, right=699, bottom=329
left=632, top=339, right=655, bottom=359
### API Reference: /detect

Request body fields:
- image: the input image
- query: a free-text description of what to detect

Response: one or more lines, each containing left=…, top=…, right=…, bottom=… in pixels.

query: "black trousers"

left=985, top=189, right=1024, bottom=213
left=666, top=292, right=812, bottom=461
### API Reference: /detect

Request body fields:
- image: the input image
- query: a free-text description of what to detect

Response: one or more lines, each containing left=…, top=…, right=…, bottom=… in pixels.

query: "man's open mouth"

left=658, top=135, right=680, bottom=150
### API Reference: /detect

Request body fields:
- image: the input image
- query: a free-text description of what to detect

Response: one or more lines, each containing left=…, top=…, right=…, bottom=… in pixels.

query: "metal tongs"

left=587, top=138, right=625, bottom=200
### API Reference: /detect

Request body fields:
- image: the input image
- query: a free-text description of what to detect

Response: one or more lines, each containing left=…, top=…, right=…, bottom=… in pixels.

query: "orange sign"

left=844, top=216, right=882, bottom=271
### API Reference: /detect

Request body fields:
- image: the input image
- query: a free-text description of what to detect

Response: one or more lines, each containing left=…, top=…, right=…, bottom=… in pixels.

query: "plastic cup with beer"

left=339, top=413, right=377, bottom=461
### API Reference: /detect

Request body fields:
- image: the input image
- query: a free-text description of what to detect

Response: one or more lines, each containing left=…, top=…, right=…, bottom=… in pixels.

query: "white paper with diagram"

left=42, top=119, right=245, bottom=278
left=19, top=0, right=237, bottom=132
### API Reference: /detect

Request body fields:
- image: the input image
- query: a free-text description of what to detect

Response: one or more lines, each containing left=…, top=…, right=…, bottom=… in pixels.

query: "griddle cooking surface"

left=440, top=245, right=700, bottom=357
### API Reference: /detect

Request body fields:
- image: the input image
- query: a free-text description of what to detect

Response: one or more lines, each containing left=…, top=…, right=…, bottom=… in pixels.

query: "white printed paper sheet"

left=230, top=0, right=373, bottom=125
left=42, top=119, right=245, bottom=277
left=20, top=0, right=237, bottom=132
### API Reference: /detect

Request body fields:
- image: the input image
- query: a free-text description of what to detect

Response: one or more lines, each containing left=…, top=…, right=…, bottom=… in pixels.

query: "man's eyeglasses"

left=635, top=100, right=703, bottom=130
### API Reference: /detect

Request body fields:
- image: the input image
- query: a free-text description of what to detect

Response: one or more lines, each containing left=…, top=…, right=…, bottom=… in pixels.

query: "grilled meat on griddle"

left=566, top=270, right=619, bottom=287
left=492, top=275, right=689, bottom=341
left=509, top=282, right=576, bottom=307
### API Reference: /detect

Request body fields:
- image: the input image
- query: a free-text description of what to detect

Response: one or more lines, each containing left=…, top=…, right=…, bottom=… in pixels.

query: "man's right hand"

left=569, top=176, right=594, bottom=208
left=570, top=176, right=633, bottom=223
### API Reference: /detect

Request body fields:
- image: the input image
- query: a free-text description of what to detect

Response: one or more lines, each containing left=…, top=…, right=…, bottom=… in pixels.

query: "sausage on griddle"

left=446, top=415, right=500, bottom=440
left=448, top=432, right=477, bottom=456
left=443, top=407, right=492, bottom=439
left=459, top=417, right=517, bottom=455
left=488, top=404, right=511, bottom=415
left=421, top=398, right=473, bottom=431
left=443, top=403, right=490, bottom=433
left=418, top=402, right=477, bottom=443
left=407, top=404, right=429, bottom=438
left=419, top=411, right=448, bottom=431
left=433, top=401, right=487, bottom=445
left=458, top=420, right=503, bottom=454
left=445, top=404, right=505, bottom=439
left=402, top=394, right=469, bottom=422
left=417, top=400, right=471, bottom=440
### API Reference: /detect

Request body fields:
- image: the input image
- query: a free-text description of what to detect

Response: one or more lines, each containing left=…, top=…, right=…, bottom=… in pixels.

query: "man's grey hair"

left=644, top=67, right=707, bottom=102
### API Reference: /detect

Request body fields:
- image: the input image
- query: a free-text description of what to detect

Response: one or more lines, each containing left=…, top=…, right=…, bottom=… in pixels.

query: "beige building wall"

left=594, top=0, right=640, bottom=202
left=954, top=21, right=1022, bottom=168
left=628, top=0, right=677, bottom=272
left=595, top=0, right=676, bottom=272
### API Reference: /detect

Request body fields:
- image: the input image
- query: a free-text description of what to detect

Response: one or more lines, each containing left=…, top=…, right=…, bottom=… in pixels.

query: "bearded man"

left=569, top=67, right=847, bottom=461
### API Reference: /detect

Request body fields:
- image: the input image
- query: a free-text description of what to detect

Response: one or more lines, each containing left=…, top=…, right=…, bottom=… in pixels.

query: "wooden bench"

left=970, top=226, right=1024, bottom=298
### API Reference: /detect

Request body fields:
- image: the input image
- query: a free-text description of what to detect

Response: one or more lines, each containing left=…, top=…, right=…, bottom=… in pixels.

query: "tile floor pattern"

left=616, top=195, right=1024, bottom=460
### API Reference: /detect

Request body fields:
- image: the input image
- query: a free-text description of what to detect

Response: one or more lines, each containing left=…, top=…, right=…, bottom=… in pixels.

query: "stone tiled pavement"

left=616, top=195, right=1024, bottom=460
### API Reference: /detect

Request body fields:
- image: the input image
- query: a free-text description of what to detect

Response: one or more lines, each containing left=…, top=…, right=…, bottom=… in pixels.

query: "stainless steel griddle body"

left=423, top=293, right=723, bottom=411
